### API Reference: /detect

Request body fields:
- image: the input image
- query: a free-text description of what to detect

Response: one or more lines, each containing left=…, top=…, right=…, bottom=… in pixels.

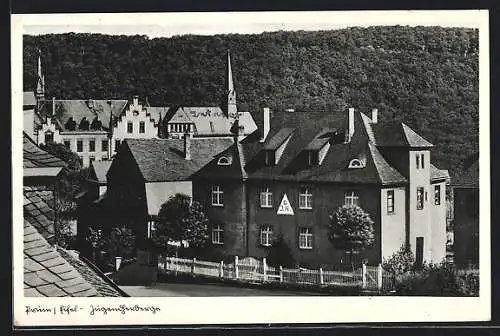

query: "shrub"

left=267, top=234, right=296, bottom=268
left=382, top=245, right=416, bottom=276
left=393, top=261, right=479, bottom=296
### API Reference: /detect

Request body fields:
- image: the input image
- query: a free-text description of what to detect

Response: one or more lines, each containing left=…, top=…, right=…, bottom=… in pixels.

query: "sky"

left=19, top=11, right=483, bottom=38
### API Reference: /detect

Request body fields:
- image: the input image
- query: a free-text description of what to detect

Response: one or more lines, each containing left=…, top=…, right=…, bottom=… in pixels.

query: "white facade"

left=380, top=186, right=406, bottom=261
left=61, top=132, right=110, bottom=167
left=111, top=96, right=159, bottom=154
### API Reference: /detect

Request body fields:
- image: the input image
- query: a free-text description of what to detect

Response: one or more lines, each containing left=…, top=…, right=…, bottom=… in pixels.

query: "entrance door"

left=416, top=237, right=424, bottom=267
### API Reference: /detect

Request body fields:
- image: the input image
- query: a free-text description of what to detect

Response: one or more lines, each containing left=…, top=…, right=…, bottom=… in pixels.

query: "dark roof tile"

left=123, top=137, right=233, bottom=182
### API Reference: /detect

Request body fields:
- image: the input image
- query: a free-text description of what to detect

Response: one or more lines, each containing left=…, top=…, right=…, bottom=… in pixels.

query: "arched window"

left=217, top=156, right=232, bottom=166
left=348, top=158, right=364, bottom=168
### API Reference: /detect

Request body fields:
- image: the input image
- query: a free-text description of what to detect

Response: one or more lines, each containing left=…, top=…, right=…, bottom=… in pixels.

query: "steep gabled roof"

left=90, top=161, right=112, bottom=184
left=430, top=164, right=450, bottom=183
left=38, top=99, right=128, bottom=132
left=372, top=121, right=433, bottom=148
left=263, top=128, right=295, bottom=150
left=167, top=107, right=194, bottom=123
left=452, top=153, right=478, bottom=187
left=144, top=106, right=170, bottom=125
left=23, top=132, right=66, bottom=169
left=24, top=220, right=124, bottom=297
left=23, top=92, right=36, bottom=107
left=24, top=186, right=56, bottom=244
left=124, top=137, right=233, bottom=182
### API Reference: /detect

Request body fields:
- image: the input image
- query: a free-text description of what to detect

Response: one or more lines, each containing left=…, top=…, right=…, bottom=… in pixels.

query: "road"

left=120, top=282, right=329, bottom=297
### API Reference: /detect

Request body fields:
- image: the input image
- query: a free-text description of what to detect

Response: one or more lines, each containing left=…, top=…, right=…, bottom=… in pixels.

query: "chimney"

left=52, top=97, right=55, bottom=115
left=133, top=95, right=139, bottom=106
left=184, top=132, right=192, bottom=160
left=262, top=107, right=270, bottom=142
left=371, top=108, right=378, bottom=124
left=348, top=107, right=355, bottom=142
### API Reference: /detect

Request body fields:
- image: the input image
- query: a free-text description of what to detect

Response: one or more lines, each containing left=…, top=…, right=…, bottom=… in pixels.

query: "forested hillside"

left=23, top=26, right=479, bottom=178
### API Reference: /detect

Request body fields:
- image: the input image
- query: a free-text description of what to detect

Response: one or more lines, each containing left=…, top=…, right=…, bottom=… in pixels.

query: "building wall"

left=59, top=132, right=110, bottom=167
left=380, top=187, right=406, bottom=261
left=111, top=99, right=158, bottom=153
left=430, top=181, right=447, bottom=263
left=245, top=182, right=382, bottom=268
left=192, top=179, right=247, bottom=258
left=37, top=118, right=62, bottom=145
left=23, top=108, right=35, bottom=141
left=408, top=149, right=432, bottom=262
left=453, top=187, right=479, bottom=267
left=145, top=181, right=192, bottom=216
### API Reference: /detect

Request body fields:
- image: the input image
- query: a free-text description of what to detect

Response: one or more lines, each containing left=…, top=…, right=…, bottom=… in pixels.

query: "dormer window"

left=217, top=156, right=232, bottom=166
left=308, top=151, right=319, bottom=166
left=348, top=158, right=365, bottom=169
left=264, top=150, right=275, bottom=166
left=133, top=110, right=139, bottom=116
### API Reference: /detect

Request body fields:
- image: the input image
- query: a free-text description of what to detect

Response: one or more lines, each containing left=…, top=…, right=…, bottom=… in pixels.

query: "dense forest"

left=23, top=26, right=479, bottom=178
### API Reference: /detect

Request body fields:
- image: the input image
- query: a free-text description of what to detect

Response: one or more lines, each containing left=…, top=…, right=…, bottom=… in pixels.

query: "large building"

left=451, top=153, right=479, bottom=267
left=192, top=107, right=450, bottom=268
left=26, top=51, right=256, bottom=167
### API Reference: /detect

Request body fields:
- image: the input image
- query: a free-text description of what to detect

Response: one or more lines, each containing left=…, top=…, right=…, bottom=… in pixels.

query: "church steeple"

left=36, top=49, right=45, bottom=103
left=225, top=50, right=237, bottom=117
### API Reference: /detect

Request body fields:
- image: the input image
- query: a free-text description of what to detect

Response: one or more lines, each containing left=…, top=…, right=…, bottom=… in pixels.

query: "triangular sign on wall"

left=277, top=193, right=294, bottom=215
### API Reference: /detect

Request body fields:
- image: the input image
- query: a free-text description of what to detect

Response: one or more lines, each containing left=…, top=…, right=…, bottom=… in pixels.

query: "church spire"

left=225, top=49, right=237, bottom=117
left=36, top=49, right=45, bottom=102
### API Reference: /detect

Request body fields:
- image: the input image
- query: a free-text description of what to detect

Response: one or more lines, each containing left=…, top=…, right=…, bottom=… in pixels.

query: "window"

left=212, top=224, right=224, bottom=244
left=416, top=153, right=420, bottom=169
left=127, top=122, right=133, bottom=133
left=308, top=151, right=319, bottom=165
left=211, top=185, right=224, bottom=206
left=89, top=156, right=95, bottom=165
left=421, top=154, right=425, bottom=169
left=63, top=140, right=71, bottom=150
left=76, top=140, right=83, bottom=152
left=299, top=188, right=313, bottom=209
left=139, top=121, right=145, bottom=134
left=89, top=139, right=95, bottom=152
left=217, top=156, right=232, bottom=166
left=417, top=187, right=424, bottom=210
left=44, top=131, right=54, bottom=144
left=133, top=110, right=139, bottom=116
left=387, top=190, right=395, bottom=214
left=434, top=185, right=441, bottom=205
left=260, top=225, right=273, bottom=247
left=260, top=187, right=273, bottom=208
left=147, top=220, right=156, bottom=239
left=101, top=140, right=108, bottom=152
left=115, top=140, right=121, bottom=152
left=299, top=228, right=313, bottom=249
left=264, top=150, right=275, bottom=166
left=348, top=158, right=365, bottom=169
left=344, top=190, right=360, bottom=206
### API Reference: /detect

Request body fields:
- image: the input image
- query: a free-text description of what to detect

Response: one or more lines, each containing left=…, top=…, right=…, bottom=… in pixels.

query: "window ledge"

left=211, top=204, right=224, bottom=207
left=299, top=247, right=313, bottom=250
left=299, top=207, right=313, bottom=210
left=260, top=205, right=273, bottom=209
left=212, top=242, right=224, bottom=245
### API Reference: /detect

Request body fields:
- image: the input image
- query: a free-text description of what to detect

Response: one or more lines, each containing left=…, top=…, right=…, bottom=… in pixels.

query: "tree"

left=107, top=226, right=136, bottom=260
left=266, top=234, right=296, bottom=268
left=328, top=204, right=375, bottom=269
left=153, top=193, right=209, bottom=252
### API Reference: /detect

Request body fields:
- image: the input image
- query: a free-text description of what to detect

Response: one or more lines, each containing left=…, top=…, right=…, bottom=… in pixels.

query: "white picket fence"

left=158, top=255, right=387, bottom=291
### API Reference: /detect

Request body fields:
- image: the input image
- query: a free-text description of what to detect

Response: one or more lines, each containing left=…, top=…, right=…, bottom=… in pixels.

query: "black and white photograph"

left=12, top=10, right=490, bottom=325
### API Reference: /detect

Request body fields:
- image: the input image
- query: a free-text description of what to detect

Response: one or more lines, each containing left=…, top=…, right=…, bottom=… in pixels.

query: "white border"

left=12, top=10, right=490, bottom=326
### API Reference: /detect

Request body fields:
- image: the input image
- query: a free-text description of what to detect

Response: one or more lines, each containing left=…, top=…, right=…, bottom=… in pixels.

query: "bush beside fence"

left=158, top=255, right=386, bottom=291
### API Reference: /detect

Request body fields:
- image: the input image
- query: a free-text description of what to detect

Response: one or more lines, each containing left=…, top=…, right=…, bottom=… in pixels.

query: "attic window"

left=348, top=159, right=365, bottom=169
left=217, top=156, right=232, bottom=166
left=308, top=151, right=319, bottom=166
left=133, top=110, right=139, bottom=116
left=264, top=150, right=276, bottom=166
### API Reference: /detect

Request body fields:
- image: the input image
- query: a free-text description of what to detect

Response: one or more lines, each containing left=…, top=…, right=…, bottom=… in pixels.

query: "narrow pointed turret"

left=224, top=50, right=237, bottom=117
left=35, top=49, right=45, bottom=104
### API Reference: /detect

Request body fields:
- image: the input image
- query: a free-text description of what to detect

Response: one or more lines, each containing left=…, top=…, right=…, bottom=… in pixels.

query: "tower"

left=224, top=50, right=237, bottom=117
left=35, top=49, right=45, bottom=109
